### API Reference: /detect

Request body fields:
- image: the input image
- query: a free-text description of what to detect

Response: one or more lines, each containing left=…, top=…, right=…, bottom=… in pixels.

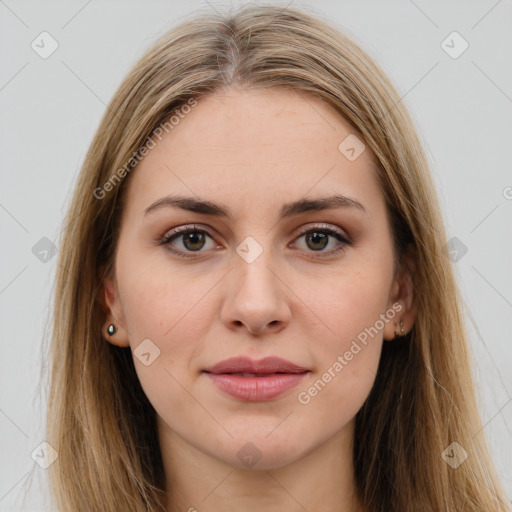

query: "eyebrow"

left=144, top=194, right=367, bottom=219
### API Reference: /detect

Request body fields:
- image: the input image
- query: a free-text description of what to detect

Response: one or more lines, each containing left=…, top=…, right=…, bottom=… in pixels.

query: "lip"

left=203, top=356, right=310, bottom=401
left=204, top=356, right=309, bottom=374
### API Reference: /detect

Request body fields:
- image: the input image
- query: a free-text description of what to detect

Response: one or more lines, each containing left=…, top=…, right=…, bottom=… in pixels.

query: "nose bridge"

left=234, top=234, right=279, bottom=297
left=220, top=232, right=291, bottom=334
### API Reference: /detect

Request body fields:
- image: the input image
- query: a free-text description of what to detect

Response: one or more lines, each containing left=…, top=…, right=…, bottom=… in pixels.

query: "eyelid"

left=294, top=222, right=349, bottom=240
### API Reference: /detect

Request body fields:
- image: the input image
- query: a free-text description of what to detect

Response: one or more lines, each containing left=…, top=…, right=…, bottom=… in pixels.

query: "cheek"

left=116, top=255, right=218, bottom=397
left=118, top=251, right=213, bottom=342
left=310, top=264, right=391, bottom=352
left=294, top=275, right=388, bottom=427
left=296, top=260, right=391, bottom=410
left=119, top=272, right=208, bottom=423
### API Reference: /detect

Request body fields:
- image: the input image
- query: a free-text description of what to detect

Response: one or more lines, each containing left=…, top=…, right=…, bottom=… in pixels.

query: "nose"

left=220, top=247, right=291, bottom=336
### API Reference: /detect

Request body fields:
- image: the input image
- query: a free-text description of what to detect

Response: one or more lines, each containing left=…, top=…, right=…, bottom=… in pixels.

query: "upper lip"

left=203, top=356, right=309, bottom=374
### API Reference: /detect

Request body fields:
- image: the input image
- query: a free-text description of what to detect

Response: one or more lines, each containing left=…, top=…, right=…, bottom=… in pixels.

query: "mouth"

left=202, top=356, right=310, bottom=401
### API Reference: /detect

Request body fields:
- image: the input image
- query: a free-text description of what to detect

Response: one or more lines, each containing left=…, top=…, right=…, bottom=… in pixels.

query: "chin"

left=212, top=433, right=312, bottom=471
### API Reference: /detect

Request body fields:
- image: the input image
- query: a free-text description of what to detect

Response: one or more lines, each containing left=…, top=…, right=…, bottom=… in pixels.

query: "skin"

left=102, top=87, right=417, bottom=512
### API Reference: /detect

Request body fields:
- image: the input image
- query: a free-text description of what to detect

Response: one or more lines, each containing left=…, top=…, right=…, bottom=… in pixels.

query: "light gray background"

left=1, top=0, right=511, bottom=510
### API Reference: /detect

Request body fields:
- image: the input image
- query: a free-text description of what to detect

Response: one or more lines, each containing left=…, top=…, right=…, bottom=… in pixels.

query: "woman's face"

left=103, top=87, right=414, bottom=470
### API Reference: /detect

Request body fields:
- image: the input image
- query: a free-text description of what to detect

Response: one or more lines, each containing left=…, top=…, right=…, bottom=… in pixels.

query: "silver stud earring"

left=394, top=320, right=406, bottom=338
left=107, top=324, right=117, bottom=336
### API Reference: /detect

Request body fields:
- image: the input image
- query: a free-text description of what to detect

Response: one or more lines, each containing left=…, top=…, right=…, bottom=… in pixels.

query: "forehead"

left=123, top=87, right=384, bottom=219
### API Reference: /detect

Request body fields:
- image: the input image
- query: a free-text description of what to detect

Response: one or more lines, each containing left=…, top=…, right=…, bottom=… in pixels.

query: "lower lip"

left=204, top=372, right=308, bottom=401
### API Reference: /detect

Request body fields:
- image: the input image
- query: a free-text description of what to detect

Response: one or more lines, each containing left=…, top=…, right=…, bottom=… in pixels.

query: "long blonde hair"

left=43, top=4, right=510, bottom=511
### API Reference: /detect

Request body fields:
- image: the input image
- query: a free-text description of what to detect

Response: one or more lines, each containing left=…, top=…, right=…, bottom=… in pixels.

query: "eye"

left=292, top=223, right=351, bottom=257
left=158, top=224, right=218, bottom=258
left=158, top=223, right=351, bottom=259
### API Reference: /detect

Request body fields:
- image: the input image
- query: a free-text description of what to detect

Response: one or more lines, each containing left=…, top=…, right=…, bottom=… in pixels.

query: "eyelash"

left=158, top=223, right=352, bottom=260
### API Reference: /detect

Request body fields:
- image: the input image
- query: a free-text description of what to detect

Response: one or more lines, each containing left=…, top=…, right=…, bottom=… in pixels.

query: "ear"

left=383, top=243, right=418, bottom=341
left=99, top=267, right=130, bottom=348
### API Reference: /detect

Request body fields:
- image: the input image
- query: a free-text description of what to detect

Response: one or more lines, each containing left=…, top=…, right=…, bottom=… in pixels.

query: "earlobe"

left=383, top=309, right=405, bottom=341
left=103, top=320, right=130, bottom=347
